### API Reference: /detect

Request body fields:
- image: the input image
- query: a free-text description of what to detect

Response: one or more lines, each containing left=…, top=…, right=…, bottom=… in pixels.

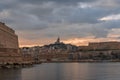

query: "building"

left=89, top=42, right=120, bottom=50
left=36, top=37, right=78, bottom=61
left=20, top=47, right=35, bottom=63
left=0, top=22, right=18, bottom=49
left=79, top=41, right=120, bottom=51
left=78, top=42, right=120, bottom=60
left=0, top=22, right=22, bottom=65
left=20, top=37, right=79, bottom=62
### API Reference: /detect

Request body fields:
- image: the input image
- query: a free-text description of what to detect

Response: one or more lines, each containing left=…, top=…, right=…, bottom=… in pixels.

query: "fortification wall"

left=0, top=22, right=18, bottom=49
left=0, top=22, right=23, bottom=64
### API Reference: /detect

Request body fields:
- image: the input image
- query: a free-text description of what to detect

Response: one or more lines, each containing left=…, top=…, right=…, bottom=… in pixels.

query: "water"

left=1, top=63, right=120, bottom=80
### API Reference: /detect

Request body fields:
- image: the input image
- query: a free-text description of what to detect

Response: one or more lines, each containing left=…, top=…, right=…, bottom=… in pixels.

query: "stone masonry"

left=0, top=22, right=22, bottom=64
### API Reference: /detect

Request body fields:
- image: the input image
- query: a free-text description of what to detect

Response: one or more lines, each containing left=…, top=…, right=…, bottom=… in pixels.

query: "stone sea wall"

left=0, top=22, right=25, bottom=67
left=0, top=22, right=18, bottom=49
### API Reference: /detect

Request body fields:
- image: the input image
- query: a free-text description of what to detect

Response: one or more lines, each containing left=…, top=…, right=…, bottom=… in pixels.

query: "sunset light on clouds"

left=100, top=14, right=120, bottom=21
left=0, top=0, right=120, bottom=47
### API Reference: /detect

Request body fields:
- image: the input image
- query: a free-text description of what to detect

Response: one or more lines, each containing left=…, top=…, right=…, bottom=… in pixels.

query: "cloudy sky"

left=1, top=0, right=120, bottom=47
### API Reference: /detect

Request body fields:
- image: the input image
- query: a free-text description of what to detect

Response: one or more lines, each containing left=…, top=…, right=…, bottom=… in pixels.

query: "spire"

left=55, top=37, right=60, bottom=44
left=57, top=37, right=60, bottom=43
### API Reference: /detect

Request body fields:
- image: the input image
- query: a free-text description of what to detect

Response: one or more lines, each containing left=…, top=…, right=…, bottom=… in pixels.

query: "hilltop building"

left=20, top=37, right=79, bottom=62
left=55, top=37, right=60, bottom=44
left=44, top=37, right=78, bottom=51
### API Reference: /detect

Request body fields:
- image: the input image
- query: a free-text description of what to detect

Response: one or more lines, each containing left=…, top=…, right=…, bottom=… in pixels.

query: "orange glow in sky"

left=19, top=35, right=120, bottom=47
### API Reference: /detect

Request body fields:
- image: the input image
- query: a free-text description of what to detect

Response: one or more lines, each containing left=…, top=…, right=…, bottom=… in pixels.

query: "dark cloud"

left=18, top=0, right=96, bottom=4
left=0, top=0, right=120, bottom=46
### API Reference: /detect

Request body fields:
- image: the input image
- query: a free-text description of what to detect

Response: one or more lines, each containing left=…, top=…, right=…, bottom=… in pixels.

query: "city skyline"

left=0, top=0, right=120, bottom=47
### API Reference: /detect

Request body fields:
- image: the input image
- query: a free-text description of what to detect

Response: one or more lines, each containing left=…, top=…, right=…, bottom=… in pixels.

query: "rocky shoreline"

left=0, top=63, right=33, bottom=69
left=42, top=60, right=120, bottom=63
left=1, top=60, right=120, bottom=69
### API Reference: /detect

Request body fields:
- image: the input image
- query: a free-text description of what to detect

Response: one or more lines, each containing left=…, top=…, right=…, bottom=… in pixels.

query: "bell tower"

left=55, top=37, right=60, bottom=44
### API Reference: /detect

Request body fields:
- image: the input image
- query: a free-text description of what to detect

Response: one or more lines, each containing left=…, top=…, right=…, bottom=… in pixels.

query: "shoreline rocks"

left=0, top=63, right=33, bottom=69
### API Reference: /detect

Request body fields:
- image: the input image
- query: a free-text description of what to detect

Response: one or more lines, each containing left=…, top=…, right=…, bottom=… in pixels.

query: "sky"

left=1, top=0, right=120, bottom=47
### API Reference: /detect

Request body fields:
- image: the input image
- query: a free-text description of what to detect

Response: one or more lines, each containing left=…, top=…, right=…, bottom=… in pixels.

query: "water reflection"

left=21, top=63, right=120, bottom=80
left=0, top=69, right=21, bottom=80
left=1, top=63, right=120, bottom=80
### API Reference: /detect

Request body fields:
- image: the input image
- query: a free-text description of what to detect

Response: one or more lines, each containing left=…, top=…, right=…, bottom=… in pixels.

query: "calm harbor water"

left=1, top=63, right=120, bottom=80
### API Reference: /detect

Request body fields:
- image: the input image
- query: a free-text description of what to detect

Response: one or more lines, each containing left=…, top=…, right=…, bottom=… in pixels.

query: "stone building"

left=0, top=22, right=22, bottom=64
left=19, top=37, right=79, bottom=62
left=20, top=47, right=34, bottom=63
left=36, top=37, right=78, bottom=61
left=89, top=42, right=120, bottom=50
left=79, top=41, right=120, bottom=51
left=0, top=22, right=18, bottom=49
left=79, top=42, right=120, bottom=60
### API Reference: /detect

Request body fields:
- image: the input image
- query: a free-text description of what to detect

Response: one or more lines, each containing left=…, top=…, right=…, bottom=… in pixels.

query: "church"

left=44, top=37, right=78, bottom=51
